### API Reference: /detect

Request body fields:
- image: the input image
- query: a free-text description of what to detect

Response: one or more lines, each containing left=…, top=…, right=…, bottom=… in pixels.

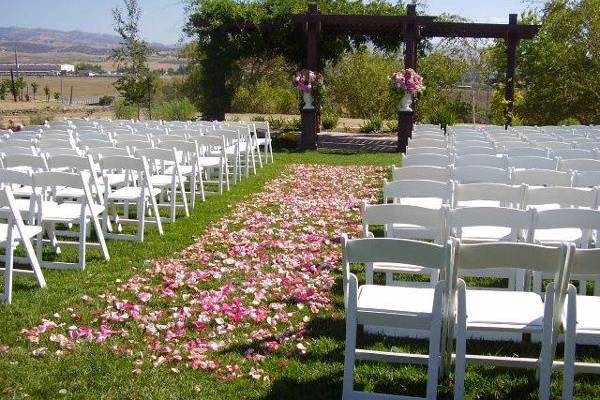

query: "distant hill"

left=0, top=26, right=175, bottom=56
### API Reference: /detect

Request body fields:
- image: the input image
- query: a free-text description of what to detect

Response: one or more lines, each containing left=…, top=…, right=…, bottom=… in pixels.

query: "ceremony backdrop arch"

left=293, top=4, right=540, bottom=151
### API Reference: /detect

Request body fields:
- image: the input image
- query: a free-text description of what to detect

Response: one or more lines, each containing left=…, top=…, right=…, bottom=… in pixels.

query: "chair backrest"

left=502, top=146, right=549, bottom=158
left=543, top=142, right=574, bottom=151
left=407, top=138, right=447, bottom=148
left=406, top=146, right=448, bottom=156
left=453, top=146, right=496, bottom=157
left=511, top=168, right=572, bottom=186
left=454, top=154, right=506, bottom=169
left=391, top=165, right=450, bottom=182
left=86, top=146, right=130, bottom=160
left=37, top=138, right=74, bottom=150
left=452, top=183, right=526, bottom=208
left=0, top=145, right=37, bottom=156
left=340, top=234, right=452, bottom=304
left=525, top=186, right=598, bottom=209
left=79, top=139, right=114, bottom=149
left=553, top=149, right=594, bottom=160
left=158, top=139, right=198, bottom=154
left=508, top=156, right=557, bottom=170
left=0, top=168, right=34, bottom=187
left=558, top=158, right=600, bottom=172
left=403, top=153, right=450, bottom=167
left=531, top=208, right=600, bottom=231
left=116, top=139, right=154, bottom=152
left=573, top=170, right=600, bottom=187
left=383, top=179, right=452, bottom=204
left=568, top=246, right=600, bottom=276
left=32, top=171, right=85, bottom=191
left=47, top=154, right=95, bottom=172
left=453, top=140, right=492, bottom=149
left=3, top=154, right=48, bottom=172
left=454, top=241, right=568, bottom=278
left=361, top=202, right=448, bottom=242
left=452, top=165, right=509, bottom=184
left=449, top=207, right=533, bottom=238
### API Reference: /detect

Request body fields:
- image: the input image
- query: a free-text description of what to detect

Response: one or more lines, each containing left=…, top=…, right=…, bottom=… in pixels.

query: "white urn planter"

left=399, top=93, right=413, bottom=112
left=303, top=92, right=315, bottom=109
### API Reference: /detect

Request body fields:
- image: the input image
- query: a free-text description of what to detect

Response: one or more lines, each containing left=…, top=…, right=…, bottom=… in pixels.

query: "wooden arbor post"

left=398, top=4, right=418, bottom=153
left=300, top=3, right=320, bottom=150
left=504, top=13, right=518, bottom=129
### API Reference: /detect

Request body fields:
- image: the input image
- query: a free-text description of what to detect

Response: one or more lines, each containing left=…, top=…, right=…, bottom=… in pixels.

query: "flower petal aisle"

left=21, top=164, right=385, bottom=381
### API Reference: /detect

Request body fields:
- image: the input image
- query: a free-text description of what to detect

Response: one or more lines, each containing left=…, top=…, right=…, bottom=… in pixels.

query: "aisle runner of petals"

left=20, top=164, right=384, bottom=380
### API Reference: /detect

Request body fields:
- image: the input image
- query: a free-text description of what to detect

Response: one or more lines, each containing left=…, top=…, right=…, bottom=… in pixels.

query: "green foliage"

left=113, top=98, right=138, bottom=120
left=154, top=98, right=198, bottom=121
left=43, top=85, right=50, bottom=102
left=427, top=105, right=457, bottom=126
left=184, top=0, right=407, bottom=119
left=232, top=78, right=297, bottom=114
left=75, top=63, right=105, bottom=74
left=558, top=117, right=581, bottom=126
left=267, top=116, right=301, bottom=132
left=386, top=120, right=398, bottom=131
left=321, top=112, right=339, bottom=130
left=359, top=114, right=384, bottom=133
left=0, top=79, right=8, bottom=100
left=324, top=46, right=400, bottom=119
left=97, top=95, right=115, bottom=106
left=30, top=82, right=39, bottom=101
left=111, top=0, right=157, bottom=119
left=53, top=92, right=61, bottom=101
left=28, top=112, right=55, bottom=126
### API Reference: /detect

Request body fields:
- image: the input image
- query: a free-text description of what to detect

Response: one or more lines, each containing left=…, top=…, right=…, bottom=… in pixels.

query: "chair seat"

left=466, top=290, right=544, bottom=329
left=399, top=197, right=444, bottom=209
left=256, top=138, right=270, bottom=146
left=459, top=226, right=513, bottom=242
left=55, top=187, right=85, bottom=199
left=149, top=175, right=187, bottom=187
left=357, top=285, right=435, bottom=318
left=40, top=201, right=104, bottom=222
left=10, top=185, right=35, bottom=197
left=534, top=228, right=583, bottom=244
left=0, top=223, right=42, bottom=245
left=107, top=186, right=161, bottom=201
left=571, top=295, right=600, bottom=331
left=197, top=157, right=222, bottom=168
left=106, top=173, right=127, bottom=186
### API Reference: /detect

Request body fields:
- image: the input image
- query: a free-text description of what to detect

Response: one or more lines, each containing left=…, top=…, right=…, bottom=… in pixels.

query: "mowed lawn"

left=2, top=150, right=600, bottom=400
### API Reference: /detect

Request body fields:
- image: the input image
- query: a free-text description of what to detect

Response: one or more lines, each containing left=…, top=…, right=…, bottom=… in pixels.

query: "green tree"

left=486, top=1, right=600, bottom=124
left=30, top=81, right=39, bottom=101
left=111, top=0, right=156, bottom=120
left=53, top=92, right=61, bottom=102
left=0, top=80, right=7, bottom=100
left=14, top=77, right=26, bottom=101
left=43, top=85, right=50, bottom=102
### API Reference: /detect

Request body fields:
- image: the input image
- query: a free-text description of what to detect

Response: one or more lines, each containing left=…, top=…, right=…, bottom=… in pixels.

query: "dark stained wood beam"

left=505, top=13, right=519, bottom=127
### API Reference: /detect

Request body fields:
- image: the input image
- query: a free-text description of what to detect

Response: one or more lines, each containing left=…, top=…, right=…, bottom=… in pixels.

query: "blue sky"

left=8, top=0, right=534, bottom=45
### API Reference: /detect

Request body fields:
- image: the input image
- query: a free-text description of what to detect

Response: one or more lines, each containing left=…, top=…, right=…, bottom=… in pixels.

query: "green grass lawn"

left=2, top=149, right=600, bottom=399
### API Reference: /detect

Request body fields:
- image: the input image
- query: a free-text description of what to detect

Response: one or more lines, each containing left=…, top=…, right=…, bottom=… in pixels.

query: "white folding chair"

left=508, top=156, right=557, bottom=170
left=383, top=178, right=452, bottom=209
left=403, top=153, right=451, bottom=167
left=32, top=171, right=109, bottom=271
left=502, top=146, right=549, bottom=158
left=0, top=187, right=45, bottom=304
left=452, top=182, right=526, bottom=209
left=524, top=186, right=598, bottom=211
left=454, top=154, right=506, bottom=169
left=451, top=241, right=569, bottom=400
left=341, top=235, right=452, bottom=400
left=511, top=168, right=572, bottom=187
left=391, top=165, right=450, bottom=182
left=529, top=208, right=600, bottom=293
left=253, top=121, right=273, bottom=163
left=362, top=201, right=448, bottom=287
left=451, top=165, right=510, bottom=184
left=99, top=156, right=163, bottom=242
left=407, top=138, right=447, bottom=149
left=573, top=170, right=600, bottom=187
left=543, top=142, right=574, bottom=151
left=195, top=135, right=230, bottom=194
left=157, top=139, right=205, bottom=207
left=553, top=149, right=594, bottom=160
left=561, top=246, right=600, bottom=399
left=136, top=148, right=190, bottom=222
left=558, top=158, right=600, bottom=173
left=453, top=146, right=496, bottom=157
left=406, top=146, right=448, bottom=156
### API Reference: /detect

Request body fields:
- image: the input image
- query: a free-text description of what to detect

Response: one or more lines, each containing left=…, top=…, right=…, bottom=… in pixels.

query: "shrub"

left=28, top=112, right=55, bottom=126
left=113, top=98, right=138, bottom=120
left=321, top=113, right=339, bottom=130
left=359, top=114, right=384, bottom=133
left=98, top=95, right=115, bottom=106
left=155, top=98, right=198, bottom=121
left=252, top=116, right=266, bottom=122
left=231, top=78, right=298, bottom=115
left=386, top=120, right=398, bottom=131
left=428, top=106, right=457, bottom=127
left=558, top=117, right=581, bottom=126
left=267, top=117, right=301, bottom=132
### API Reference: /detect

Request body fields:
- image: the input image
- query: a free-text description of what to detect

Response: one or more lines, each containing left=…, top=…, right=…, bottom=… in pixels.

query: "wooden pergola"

left=293, top=4, right=541, bottom=151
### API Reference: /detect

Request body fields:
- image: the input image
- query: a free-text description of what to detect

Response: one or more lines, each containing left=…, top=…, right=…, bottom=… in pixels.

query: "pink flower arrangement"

left=293, top=69, right=324, bottom=93
left=391, top=68, right=425, bottom=94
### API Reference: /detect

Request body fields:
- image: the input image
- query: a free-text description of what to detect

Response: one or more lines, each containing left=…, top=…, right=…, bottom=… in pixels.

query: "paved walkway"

left=318, top=131, right=398, bottom=152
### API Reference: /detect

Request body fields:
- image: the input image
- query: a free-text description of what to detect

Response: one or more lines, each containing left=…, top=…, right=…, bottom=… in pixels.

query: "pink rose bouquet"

left=293, top=69, right=324, bottom=93
left=391, top=68, right=425, bottom=95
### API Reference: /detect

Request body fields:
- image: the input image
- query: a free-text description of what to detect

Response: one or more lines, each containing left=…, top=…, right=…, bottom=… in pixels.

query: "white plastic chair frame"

left=341, top=235, right=452, bottom=400
left=391, top=165, right=450, bottom=182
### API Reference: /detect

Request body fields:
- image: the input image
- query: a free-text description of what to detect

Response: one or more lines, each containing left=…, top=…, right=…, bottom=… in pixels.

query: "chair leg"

left=563, top=288, right=577, bottom=400
left=3, top=243, right=14, bottom=304
left=426, top=310, right=443, bottom=399
left=78, top=216, right=87, bottom=271
left=342, top=276, right=358, bottom=399
left=538, top=317, right=554, bottom=400
left=178, top=175, right=189, bottom=217
left=137, top=198, right=145, bottom=242
left=149, top=193, right=163, bottom=235
left=454, top=291, right=467, bottom=399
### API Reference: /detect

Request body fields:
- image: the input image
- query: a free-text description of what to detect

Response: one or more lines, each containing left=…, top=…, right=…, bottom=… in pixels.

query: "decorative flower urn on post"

left=390, top=68, right=425, bottom=153
left=303, top=92, right=314, bottom=109
left=399, top=93, right=413, bottom=112
left=293, top=69, right=324, bottom=149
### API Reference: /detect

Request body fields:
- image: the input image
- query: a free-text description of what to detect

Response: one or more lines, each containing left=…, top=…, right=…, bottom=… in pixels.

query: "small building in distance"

left=0, top=63, right=75, bottom=76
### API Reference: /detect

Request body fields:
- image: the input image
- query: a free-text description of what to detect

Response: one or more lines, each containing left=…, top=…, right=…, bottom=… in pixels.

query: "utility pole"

left=14, top=46, right=19, bottom=79
left=9, top=69, right=17, bottom=102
